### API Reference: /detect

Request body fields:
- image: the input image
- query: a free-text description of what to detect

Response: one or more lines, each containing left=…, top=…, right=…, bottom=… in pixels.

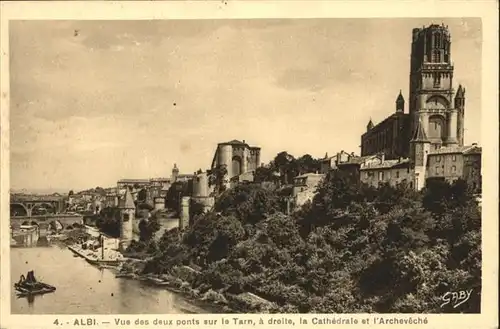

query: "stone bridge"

left=10, top=194, right=66, bottom=217
left=10, top=214, right=84, bottom=230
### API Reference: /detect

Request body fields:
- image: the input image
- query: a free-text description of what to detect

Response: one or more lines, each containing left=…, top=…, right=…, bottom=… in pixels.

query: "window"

left=432, top=50, right=441, bottom=63
left=452, top=155, right=457, bottom=161
left=434, top=34, right=441, bottom=48
left=396, top=171, right=400, bottom=179
left=436, top=156, right=441, bottom=162
left=451, top=165, right=456, bottom=173
left=433, top=73, right=441, bottom=87
left=379, top=172, right=384, bottom=180
left=123, top=213, right=130, bottom=222
left=435, top=166, right=440, bottom=175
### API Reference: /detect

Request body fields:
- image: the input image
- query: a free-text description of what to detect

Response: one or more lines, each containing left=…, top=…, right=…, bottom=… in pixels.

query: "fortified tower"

left=119, top=187, right=136, bottom=252
left=409, top=24, right=465, bottom=151
left=410, top=118, right=431, bottom=191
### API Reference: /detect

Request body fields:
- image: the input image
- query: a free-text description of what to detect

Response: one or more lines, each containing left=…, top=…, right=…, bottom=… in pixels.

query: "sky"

left=9, top=18, right=482, bottom=192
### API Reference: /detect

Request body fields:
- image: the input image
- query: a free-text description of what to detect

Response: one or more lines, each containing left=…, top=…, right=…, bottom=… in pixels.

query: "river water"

left=10, top=243, right=212, bottom=314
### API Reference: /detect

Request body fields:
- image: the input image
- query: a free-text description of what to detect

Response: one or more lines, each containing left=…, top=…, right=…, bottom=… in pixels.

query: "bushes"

left=143, top=174, right=481, bottom=313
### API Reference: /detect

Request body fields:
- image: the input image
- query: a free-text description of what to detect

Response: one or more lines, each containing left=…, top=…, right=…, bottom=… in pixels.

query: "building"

left=359, top=154, right=412, bottom=188
left=210, top=139, right=261, bottom=188
left=336, top=154, right=379, bottom=183
left=293, top=173, right=325, bottom=207
left=359, top=24, right=479, bottom=191
left=320, top=150, right=355, bottom=174
left=426, top=144, right=482, bottom=192
left=118, top=187, right=136, bottom=252
left=116, top=164, right=194, bottom=206
left=171, top=164, right=195, bottom=183
left=361, top=92, right=411, bottom=159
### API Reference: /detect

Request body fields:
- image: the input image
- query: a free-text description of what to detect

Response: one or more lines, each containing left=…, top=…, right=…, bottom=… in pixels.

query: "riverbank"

left=63, top=228, right=275, bottom=313
left=116, top=259, right=276, bottom=313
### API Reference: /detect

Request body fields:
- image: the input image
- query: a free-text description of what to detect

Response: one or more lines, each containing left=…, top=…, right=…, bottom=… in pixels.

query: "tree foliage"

left=95, top=206, right=121, bottom=238
left=142, top=168, right=481, bottom=314
left=208, top=165, right=228, bottom=195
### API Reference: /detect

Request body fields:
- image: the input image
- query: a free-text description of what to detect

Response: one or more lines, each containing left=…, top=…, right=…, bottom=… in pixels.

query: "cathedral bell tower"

left=409, top=24, right=461, bottom=151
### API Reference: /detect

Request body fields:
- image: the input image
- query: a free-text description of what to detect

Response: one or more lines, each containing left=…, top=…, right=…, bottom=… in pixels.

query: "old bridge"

left=10, top=214, right=85, bottom=230
left=10, top=194, right=66, bottom=217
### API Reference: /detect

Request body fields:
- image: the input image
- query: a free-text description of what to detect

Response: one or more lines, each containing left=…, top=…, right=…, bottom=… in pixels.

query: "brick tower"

left=409, top=24, right=465, bottom=152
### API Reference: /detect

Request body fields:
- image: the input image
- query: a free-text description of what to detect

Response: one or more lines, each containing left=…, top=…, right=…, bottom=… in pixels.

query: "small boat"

left=14, top=271, right=56, bottom=297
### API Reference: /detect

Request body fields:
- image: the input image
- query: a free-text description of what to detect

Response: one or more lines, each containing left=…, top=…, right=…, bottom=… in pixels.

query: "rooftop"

left=339, top=154, right=379, bottom=165
left=218, top=139, right=261, bottom=149
left=117, top=179, right=150, bottom=184
left=429, top=144, right=481, bottom=155
left=361, top=158, right=410, bottom=170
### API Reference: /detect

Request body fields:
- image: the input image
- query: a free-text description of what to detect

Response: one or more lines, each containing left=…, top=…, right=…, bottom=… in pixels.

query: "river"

left=10, top=243, right=213, bottom=314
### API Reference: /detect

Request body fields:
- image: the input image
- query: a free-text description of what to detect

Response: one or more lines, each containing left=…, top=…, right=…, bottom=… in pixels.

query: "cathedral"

left=360, top=24, right=480, bottom=191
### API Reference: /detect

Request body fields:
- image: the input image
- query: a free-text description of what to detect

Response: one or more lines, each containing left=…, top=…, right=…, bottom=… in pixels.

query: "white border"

left=1, top=1, right=498, bottom=329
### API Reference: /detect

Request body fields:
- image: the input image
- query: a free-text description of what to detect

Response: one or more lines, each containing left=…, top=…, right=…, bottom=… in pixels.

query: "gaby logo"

left=440, top=289, right=473, bottom=308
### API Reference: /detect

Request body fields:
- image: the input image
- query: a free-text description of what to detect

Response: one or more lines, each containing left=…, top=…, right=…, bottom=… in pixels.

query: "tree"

left=214, top=183, right=281, bottom=225
left=208, top=165, right=228, bottom=196
left=184, top=212, right=245, bottom=263
left=138, top=214, right=161, bottom=242
left=272, top=151, right=297, bottom=185
left=296, top=154, right=321, bottom=175
left=254, top=166, right=278, bottom=184
left=189, top=198, right=206, bottom=223
left=96, top=207, right=121, bottom=238
left=137, top=188, right=148, bottom=203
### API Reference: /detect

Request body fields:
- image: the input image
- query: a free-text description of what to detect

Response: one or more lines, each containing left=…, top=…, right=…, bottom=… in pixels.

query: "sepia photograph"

left=0, top=2, right=498, bottom=327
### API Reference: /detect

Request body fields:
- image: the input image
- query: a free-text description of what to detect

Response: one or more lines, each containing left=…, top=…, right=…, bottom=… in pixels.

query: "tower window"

left=433, top=74, right=441, bottom=87
left=451, top=165, right=457, bottom=173
left=432, top=50, right=441, bottom=63
left=396, top=171, right=400, bottom=179
left=434, top=34, right=441, bottom=48
left=452, top=155, right=457, bottom=161
left=435, top=166, right=440, bottom=175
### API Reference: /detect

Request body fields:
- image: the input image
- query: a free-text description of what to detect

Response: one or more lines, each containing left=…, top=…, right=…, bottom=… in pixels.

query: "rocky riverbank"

left=116, top=259, right=277, bottom=313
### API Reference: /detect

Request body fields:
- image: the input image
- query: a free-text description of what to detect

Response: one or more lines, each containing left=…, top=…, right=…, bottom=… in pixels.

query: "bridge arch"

left=11, top=203, right=29, bottom=217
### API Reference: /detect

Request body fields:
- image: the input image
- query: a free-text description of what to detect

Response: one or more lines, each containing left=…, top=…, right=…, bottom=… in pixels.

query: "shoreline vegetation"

left=122, top=169, right=481, bottom=314
left=50, top=155, right=480, bottom=314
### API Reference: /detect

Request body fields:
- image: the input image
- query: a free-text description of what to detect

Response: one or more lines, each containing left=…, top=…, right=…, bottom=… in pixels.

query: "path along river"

left=10, top=242, right=212, bottom=314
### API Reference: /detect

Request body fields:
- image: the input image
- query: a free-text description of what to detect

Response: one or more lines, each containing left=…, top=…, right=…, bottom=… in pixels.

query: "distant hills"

left=10, top=187, right=114, bottom=195
left=10, top=188, right=72, bottom=195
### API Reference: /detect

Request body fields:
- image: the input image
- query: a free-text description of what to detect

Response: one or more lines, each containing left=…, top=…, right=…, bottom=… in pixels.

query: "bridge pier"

left=26, top=203, right=34, bottom=218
